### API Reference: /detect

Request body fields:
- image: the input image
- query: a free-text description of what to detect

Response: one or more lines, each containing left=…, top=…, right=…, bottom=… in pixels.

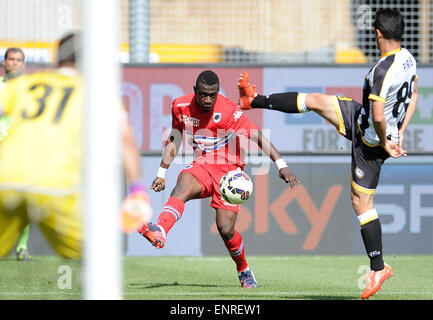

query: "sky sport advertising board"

left=125, top=155, right=432, bottom=256
left=200, top=156, right=433, bottom=255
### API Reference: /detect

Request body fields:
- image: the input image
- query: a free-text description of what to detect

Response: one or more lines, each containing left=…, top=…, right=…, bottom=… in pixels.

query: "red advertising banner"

left=122, top=67, right=263, bottom=151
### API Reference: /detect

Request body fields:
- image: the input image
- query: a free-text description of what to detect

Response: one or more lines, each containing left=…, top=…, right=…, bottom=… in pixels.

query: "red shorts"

left=179, top=161, right=241, bottom=213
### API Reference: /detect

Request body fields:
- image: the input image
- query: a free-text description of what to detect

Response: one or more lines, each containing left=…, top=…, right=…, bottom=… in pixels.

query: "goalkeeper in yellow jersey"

left=0, top=32, right=151, bottom=259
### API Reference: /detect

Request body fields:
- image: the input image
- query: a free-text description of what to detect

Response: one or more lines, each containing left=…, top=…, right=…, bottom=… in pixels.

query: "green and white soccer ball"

left=219, top=170, right=253, bottom=204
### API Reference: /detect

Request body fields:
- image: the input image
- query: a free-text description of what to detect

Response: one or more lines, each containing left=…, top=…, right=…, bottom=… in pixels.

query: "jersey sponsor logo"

left=176, top=102, right=190, bottom=107
left=187, top=132, right=236, bottom=152
left=180, top=115, right=200, bottom=127
left=213, top=112, right=222, bottom=123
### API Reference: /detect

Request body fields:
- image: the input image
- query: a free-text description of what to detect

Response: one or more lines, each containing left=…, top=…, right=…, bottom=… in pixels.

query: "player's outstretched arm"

left=150, top=128, right=183, bottom=192
left=249, top=129, right=300, bottom=188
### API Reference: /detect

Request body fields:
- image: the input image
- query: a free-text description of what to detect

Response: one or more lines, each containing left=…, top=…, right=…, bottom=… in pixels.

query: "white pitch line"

left=0, top=292, right=80, bottom=296
left=123, top=291, right=432, bottom=296
left=1, top=291, right=431, bottom=297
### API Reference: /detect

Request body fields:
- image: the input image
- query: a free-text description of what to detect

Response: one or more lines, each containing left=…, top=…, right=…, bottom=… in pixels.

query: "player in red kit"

left=138, top=70, right=299, bottom=288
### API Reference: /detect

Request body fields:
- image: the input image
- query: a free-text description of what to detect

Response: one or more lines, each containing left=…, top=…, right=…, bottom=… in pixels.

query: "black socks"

left=251, top=92, right=304, bottom=113
left=360, top=218, right=384, bottom=271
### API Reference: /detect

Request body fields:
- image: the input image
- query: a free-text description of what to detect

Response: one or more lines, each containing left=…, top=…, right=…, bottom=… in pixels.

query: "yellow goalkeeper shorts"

left=0, top=191, right=82, bottom=259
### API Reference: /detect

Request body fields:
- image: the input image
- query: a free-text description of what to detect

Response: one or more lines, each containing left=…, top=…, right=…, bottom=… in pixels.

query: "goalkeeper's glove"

left=120, top=181, right=153, bottom=233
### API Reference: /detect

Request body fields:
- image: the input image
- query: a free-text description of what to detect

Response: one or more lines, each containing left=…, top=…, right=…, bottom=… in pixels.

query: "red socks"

left=224, top=230, right=248, bottom=273
left=157, top=197, right=185, bottom=235
left=157, top=198, right=248, bottom=273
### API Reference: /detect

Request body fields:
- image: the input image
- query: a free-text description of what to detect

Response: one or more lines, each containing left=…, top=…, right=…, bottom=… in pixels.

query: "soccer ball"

left=219, top=170, right=253, bottom=204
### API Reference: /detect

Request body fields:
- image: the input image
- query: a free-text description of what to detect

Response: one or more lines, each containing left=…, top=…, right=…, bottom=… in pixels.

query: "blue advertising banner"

left=261, top=67, right=433, bottom=152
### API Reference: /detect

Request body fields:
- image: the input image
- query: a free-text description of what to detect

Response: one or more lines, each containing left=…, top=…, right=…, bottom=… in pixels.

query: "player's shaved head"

left=194, top=70, right=220, bottom=113
left=196, top=70, right=219, bottom=88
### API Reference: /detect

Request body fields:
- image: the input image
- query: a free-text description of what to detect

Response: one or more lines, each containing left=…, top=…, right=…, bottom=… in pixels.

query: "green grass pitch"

left=0, top=255, right=432, bottom=300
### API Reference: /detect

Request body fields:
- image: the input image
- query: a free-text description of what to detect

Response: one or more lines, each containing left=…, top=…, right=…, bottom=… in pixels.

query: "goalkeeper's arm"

left=122, top=118, right=141, bottom=181
left=150, top=128, right=183, bottom=192
left=120, top=118, right=153, bottom=233
left=121, top=117, right=146, bottom=193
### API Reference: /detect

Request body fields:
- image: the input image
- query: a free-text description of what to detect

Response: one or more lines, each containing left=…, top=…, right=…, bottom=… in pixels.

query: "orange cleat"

left=237, top=72, right=257, bottom=110
left=361, top=263, right=393, bottom=299
left=137, top=222, right=166, bottom=249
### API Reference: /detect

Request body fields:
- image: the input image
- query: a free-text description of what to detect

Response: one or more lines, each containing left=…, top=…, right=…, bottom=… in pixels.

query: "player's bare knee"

left=351, top=195, right=362, bottom=214
left=216, top=222, right=235, bottom=241
left=351, top=189, right=364, bottom=212
left=351, top=190, right=374, bottom=215
left=170, top=186, right=191, bottom=202
left=172, top=173, right=201, bottom=201
left=306, top=93, right=334, bottom=112
left=305, top=93, right=324, bottom=111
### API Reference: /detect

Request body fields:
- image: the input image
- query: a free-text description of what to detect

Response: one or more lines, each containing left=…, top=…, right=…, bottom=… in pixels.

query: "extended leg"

left=351, top=188, right=393, bottom=299
left=216, top=208, right=258, bottom=288
left=238, top=72, right=340, bottom=128
left=138, top=171, right=202, bottom=248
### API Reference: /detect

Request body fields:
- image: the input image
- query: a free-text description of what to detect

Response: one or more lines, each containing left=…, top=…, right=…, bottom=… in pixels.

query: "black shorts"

left=332, top=96, right=389, bottom=194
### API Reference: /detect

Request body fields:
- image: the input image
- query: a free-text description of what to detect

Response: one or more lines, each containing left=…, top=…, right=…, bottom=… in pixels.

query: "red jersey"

left=171, top=93, right=258, bottom=167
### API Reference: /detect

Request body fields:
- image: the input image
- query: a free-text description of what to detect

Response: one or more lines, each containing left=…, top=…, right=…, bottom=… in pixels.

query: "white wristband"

left=157, top=167, right=167, bottom=178
left=275, top=158, right=288, bottom=170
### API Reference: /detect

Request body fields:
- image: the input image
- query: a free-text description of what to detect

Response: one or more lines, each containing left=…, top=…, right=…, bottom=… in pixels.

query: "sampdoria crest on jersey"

left=213, top=112, right=222, bottom=123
